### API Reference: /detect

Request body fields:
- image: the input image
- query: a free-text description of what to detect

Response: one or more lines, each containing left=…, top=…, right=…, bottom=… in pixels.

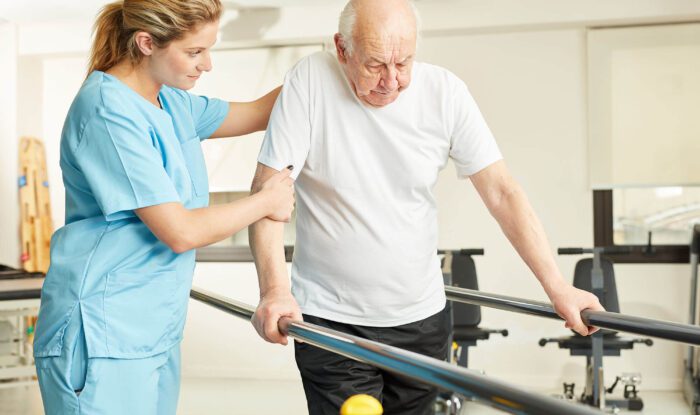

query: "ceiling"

left=0, top=0, right=349, bottom=24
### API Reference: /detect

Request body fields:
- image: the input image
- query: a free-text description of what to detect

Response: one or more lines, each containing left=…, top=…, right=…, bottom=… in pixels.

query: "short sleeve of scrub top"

left=189, top=93, right=230, bottom=140
left=76, top=110, right=182, bottom=222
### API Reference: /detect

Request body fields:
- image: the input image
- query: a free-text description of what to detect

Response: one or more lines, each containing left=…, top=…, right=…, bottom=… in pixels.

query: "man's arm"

left=249, top=162, right=302, bottom=345
left=469, top=160, right=604, bottom=335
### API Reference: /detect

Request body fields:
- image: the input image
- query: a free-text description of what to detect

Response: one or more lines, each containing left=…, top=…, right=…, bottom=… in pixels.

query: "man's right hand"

left=260, top=166, right=295, bottom=222
left=252, top=287, right=302, bottom=345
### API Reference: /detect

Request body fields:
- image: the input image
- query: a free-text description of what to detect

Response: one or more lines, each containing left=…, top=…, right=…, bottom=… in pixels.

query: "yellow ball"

left=340, top=394, right=383, bottom=415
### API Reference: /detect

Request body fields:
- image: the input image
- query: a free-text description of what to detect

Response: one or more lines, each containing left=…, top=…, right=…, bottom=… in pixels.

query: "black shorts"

left=294, top=307, right=449, bottom=415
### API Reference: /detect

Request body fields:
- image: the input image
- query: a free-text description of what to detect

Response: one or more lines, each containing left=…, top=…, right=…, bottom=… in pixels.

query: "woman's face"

left=150, top=20, right=219, bottom=90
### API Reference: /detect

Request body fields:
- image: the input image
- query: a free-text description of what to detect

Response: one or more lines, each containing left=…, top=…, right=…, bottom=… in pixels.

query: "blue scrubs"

left=33, top=71, right=229, bottom=414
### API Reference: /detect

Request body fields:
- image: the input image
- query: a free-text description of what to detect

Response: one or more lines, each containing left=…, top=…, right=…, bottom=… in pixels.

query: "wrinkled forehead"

left=354, top=30, right=417, bottom=62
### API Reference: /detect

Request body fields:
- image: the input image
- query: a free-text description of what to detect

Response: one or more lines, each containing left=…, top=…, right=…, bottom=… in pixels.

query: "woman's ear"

left=134, top=31, right=155, bottom=56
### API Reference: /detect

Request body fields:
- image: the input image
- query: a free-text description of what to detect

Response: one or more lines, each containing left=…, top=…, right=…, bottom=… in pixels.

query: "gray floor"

left=0, top=379, right=693, bottom=414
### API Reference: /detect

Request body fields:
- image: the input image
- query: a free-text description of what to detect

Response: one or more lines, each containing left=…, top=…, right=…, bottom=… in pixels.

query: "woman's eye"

left=189, top=51, right=201, bottom=57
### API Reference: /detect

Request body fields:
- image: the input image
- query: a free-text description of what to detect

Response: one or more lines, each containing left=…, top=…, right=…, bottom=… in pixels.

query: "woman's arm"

left=135, top=166, right=294, bottom=253
left=209, top=86, right=282, bottom=139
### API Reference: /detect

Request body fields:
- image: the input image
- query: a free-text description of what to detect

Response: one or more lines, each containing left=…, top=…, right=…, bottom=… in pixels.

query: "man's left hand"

left=548, top=284, right=605, bottom=336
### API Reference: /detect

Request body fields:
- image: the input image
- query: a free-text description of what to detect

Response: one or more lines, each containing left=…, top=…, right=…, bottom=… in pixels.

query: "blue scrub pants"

left=36, top=310, right=181, bottom=415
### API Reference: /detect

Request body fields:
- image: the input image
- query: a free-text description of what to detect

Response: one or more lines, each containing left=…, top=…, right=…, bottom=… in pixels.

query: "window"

left=588, top=23, right=700, bottom=263
left=594, top=188, right=697, bottom=263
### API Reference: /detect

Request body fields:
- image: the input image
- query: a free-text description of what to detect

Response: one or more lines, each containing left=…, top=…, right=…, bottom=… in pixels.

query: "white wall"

left=17, top=56, right=43, bottom=138
left=5, top=0, right=699, bottom=398
left=0, top=22, right=19, bottom=267
left=41, top=57, right=88, bottom=228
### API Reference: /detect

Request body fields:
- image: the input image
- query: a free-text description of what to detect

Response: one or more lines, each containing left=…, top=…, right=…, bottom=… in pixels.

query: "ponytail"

left=88, top=2, right=129, bottom=74
left=87, top=0, right=223, bottom=76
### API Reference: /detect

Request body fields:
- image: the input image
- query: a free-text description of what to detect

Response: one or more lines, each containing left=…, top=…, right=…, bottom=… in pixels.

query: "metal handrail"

left=190, top=287, right=600, bottom=415
left=445, top=285, right=700, bottom=346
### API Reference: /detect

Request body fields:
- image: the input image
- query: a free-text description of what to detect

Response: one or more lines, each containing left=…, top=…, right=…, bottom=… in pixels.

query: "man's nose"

left=380, top=66, right=399, bottom=91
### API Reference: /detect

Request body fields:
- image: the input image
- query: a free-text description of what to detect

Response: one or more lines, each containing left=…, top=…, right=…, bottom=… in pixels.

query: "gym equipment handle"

left=438, top=248, right=485, bottom=256
left=558, top=248, right=584, bottom=255
left=558, top=246, right=634, bottom=255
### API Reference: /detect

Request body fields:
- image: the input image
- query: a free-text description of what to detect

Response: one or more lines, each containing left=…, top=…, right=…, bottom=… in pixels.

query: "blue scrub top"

left=34, top=71, right=229, bottom=359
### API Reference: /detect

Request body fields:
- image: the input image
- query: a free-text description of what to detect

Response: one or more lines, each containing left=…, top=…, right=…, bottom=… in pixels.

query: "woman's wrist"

left=250, top=188, right=273, bottom=217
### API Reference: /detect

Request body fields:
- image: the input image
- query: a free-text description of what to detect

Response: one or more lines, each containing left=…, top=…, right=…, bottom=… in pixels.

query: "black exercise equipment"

left=437, top=249, right=508, bottom=415
left=683, top=224, right=700, bottom=415
left=539, top=247, right=653, bottom=411
left=440, top=249, right=508, bottom=368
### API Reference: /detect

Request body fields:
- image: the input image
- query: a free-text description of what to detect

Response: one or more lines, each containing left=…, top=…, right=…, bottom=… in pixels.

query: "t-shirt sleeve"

left=75, top=109, right=181, bottom=221
left=257, top=62, right=311, bottom=180
left=188, top=92, right=230, bottom=140
left=448, top=76, right=503, bottom=178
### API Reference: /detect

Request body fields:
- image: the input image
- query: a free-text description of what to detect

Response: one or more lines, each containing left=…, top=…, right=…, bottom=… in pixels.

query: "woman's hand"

left=260, top=166, right=295, bottom=222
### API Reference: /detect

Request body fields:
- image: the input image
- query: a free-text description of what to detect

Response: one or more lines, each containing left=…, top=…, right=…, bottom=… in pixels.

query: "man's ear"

left=334, top=33, right=348, bottom=64
left=134, top=31, right=155, bottom=56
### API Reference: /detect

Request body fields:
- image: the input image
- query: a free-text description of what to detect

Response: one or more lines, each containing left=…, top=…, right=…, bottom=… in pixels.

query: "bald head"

left=335, top=0, right=418, bottom=107
left=338, top=0, right=418, bottom=56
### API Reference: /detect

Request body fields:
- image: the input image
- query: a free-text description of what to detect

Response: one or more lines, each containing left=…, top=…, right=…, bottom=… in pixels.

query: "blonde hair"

left=88, top=0, right=223, bottom=74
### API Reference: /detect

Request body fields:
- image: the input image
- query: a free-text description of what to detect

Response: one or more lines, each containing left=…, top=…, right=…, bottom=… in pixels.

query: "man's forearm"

left=488, top=184, right=567, bottom=296
left=249, top=162, right=293, bottom=296
left=249, top=216, right=290, bottom=296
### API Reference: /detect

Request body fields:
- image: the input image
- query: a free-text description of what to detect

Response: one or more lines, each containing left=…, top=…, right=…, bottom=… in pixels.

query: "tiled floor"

left=0, top=379, right=693, bottom=414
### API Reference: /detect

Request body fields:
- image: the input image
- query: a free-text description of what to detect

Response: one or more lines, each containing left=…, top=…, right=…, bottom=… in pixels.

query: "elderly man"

left=249, top=0, right=603, bottom=413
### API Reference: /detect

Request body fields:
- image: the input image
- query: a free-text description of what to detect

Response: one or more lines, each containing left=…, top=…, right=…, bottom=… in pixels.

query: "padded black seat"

left=451, top=253, right=481, bottom=328
left=443, top=252, right=507, bottom=367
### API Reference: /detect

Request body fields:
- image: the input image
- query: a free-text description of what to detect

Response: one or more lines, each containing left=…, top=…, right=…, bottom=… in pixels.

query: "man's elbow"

left=250, top=179, right=262, bottom=195
left=250, top=167, right=267, bottom=195
left=486, top=182, right=521, bottom=215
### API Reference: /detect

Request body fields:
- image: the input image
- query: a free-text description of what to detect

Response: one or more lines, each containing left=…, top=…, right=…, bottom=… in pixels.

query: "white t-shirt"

left=258, top=51, right=502, bottom=327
